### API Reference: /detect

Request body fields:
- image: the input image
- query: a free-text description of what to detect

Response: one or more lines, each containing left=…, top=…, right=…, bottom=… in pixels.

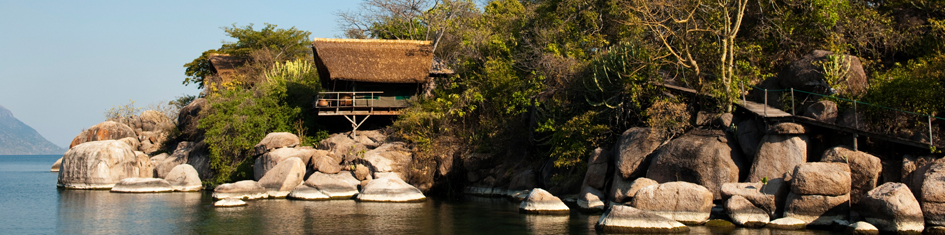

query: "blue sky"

left=0, top=0, right=362, bottom=148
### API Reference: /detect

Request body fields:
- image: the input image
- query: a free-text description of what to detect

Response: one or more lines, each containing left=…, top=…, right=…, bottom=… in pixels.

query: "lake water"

left=1, top=155, right=831, bottom=234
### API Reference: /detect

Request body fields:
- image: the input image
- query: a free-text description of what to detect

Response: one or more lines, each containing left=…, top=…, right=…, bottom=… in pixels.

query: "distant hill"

left=0, top=105, right=66, bottom=155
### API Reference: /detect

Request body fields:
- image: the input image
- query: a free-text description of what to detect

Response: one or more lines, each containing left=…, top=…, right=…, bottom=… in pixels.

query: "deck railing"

left=315, top=91, right=382, bottom=108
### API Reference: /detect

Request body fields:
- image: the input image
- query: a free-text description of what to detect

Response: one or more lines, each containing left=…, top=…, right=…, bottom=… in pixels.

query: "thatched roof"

left=207, top=53, right=246, bottom=84
left=312, top=38, right=438, bottom=83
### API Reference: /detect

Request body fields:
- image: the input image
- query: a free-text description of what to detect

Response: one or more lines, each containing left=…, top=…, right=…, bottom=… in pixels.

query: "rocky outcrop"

left=767, top=217, right=807, bottom=230
left=613, top=127, right=667, bottom=179
left=783, top=193, right=850, bottom=226
left=519, top=188, right=569, bottom=214
left=804, top=100, right=839, bottom=123
left=133, top=151, right=153, bottom=178
left=720, top=178, right=788, bottom=218
left=578, top=187, right=605, bottom=211
left=625, top=177, right=658, bottom=201
left=735, top=118, right=764, bottom=159
left=304, top=172, right=359, bottom=199
left=318, top=132, right=369, bottom=161
left=132, top=110, right=174, bottom=154
left=152, top=141, right=207, bottom=179
left=790, top=162, right=851, bottom=196
left=51, top=157, right=62, bottom=172
left=57, top=140, right=142, bottom=189
left=254, top=132, right=299, bottom=155
left=861, top=182, right=924, bottom=233
left=645, top=129, right=741, bottom=200
left=362, top=142, right=412, bottom=176
left=632, top=182, right=713, bottom=225
left=821, top=146, right=881, bottom=205
left=254, top=147, right=316, bottom=180
left=748, top=123, right=808, bottom=183
left=110, top=178, right=174, bottom=193
left=595, top=205, right=689, bottom=233
left=176, top=98, right=206, bottom=140
left=923, top=159, right=945, bottom=227
left=212, top=180, right=268, bottom=200
left=69, top=121, right=137, bottom=148
left=287, top=185, right=330, bottom=200
left=581, top=148, right=610, bottom=190
left=164, top=164, right=202, bottom=192
left=726, top=195, right=769, bottom=227
left=258, top=157, right=306, bottom=198
left=356, top=175, right=426, bottom=202
left=214, top=198, right=246, bottom=207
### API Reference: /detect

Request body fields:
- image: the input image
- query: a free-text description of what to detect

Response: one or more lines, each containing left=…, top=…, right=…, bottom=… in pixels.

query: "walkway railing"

left=740, top=82, right=943, bottom=152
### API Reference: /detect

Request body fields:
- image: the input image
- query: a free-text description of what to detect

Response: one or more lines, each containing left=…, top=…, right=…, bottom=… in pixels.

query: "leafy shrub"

left=645, top=98, right=691, bottom=137
left=535, top=110, right=609, bottom=168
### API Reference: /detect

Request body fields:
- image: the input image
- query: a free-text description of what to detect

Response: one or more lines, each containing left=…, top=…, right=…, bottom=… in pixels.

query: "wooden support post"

left=854, top=101, right=858, bottom=151
left=764, top=89, right=768, bottom=117
left=343, top=115, right=372, bottom=139
left=790, top=88, right=795, bottom=116
left=930, top=115, right=934, bottom=152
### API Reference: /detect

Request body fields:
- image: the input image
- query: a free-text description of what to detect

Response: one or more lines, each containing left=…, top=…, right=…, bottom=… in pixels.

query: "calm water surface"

left=0, top=155, right=832, bottom=234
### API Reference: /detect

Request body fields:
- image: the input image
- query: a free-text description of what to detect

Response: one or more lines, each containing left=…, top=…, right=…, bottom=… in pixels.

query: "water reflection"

left=57, top=190, right=204, bottom=234
left=525, top=214, right=569, bottom=234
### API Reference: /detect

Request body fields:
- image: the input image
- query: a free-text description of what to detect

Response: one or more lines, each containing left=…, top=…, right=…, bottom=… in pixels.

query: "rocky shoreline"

left=52, top=95, right=945, bottom=234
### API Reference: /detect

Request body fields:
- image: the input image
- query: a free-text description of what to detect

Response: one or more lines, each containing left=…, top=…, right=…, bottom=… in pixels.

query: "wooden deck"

left=657, top=82, right=941, bottom=149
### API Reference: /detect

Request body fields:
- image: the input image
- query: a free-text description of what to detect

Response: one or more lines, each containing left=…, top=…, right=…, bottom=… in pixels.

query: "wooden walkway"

left=658, top=83, right=941, bottom=149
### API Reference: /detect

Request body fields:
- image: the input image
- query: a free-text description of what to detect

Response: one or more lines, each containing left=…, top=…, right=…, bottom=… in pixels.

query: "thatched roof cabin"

left=207, top=53, right=246, bottom=85
left=312, top=38, right=446, bottom=84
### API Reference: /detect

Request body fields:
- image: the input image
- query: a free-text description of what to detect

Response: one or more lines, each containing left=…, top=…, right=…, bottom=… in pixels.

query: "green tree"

left=183, top=23, right=312, bottom=89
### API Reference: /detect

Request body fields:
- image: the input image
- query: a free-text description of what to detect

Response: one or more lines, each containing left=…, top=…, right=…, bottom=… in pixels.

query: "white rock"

left=519, top=188, right=569, bottom=214
left=165, top=164, right=202, bottom=191
left=287, top=185, right=330, bottom=200
left=214, top=198, right=247, bottom=207
left=258, top=157, right=306, bottom=198
left=596, top=205, right=689, bottom=233
left=110, top=178, right=174, bottom=193
left=767, top=217, right=807, bottom=230
left=212, top=180, right=268, bottom=200
left=356, top=175, right=426, bottom=202
left=305, top=172, right=359, bottom=199
left=57, top=140, right=142, bottom=189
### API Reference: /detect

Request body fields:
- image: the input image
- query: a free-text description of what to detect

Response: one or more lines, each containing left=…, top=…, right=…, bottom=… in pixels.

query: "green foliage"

left=863, top=53, right=945, bottom=116
left=535, top=110, right=609, bottom=168
left=183, top=24, right=312, bottom=89
left=584, top=42, right=660, bottom=126
left=198, top=58, right=323, bottom=185
left=104, top=100, right=141, bottom=121
left=645, top=99, right=691, bottom=136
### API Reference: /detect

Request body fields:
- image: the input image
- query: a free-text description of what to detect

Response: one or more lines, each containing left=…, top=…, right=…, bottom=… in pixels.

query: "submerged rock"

left=356, top=175, right=425, bottom=202
left=110, top=178, right=173, bottom=193
left=287, top=185, right=330, bottom=200
left=767, top=217, right=807, bottom=230
left=847, top=221, right=879, bottom=235
left=595, top=205, right=689, bottom=233
left=214, top=198, right=247, bottom=207
left=213, top=180, right=268, bottom=200
left=305, top=172, right=359, bottom=199
left=519, top=188, right=570, bottom=214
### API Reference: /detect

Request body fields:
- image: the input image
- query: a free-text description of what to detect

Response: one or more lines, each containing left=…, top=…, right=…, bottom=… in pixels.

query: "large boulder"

left=212, top=180, right=268, bottom=200
left=595, top=205, right=689, bottom=233
left=721, top=179, right=788, bottom=218
left=164, top=164, right=202, bottom=192
left=254, top=147, right=315, bottom=180
left=176, top=98, right=206, bottom=140
left=110, top=178, right=174, bottom=193
left=581, top=148, right=610, bottom=190
left=726, top=195, right=769, bottom=228
left=69, top=121, right=137, bottom=148
left=578, top=187, right=605, bottom=211
left=748, top=128, right=808, bottom=183
left=645, top=129, right=741, bottom=200
left=608, top=174, right=635, bottom=203
left=803, top=100, right=839, bottom=123
left=735, top=118, right=764, bottom=159
left=613, top=127, right=668, bottom=179
left=258, top=157, right=306, bottom=198
left=861, top=182, right=924, bottom=233
left=311, top=153, right=342, bottom=174
left=133, top=151, right=153, bottom=178
left=253, top=132, right=300, bottom=155
left=519, top=188, right=570, bottom=214
left=318, top=132, right=369, bottom=162
left=362, top=142, right=412, bottom=175
left=57, top=140, right=142, bottom=189
left=758, top=50, right=868, bottom=108
left=508, top=169, right=538, bottom=191
left=304, top=172, right=359, bottom=199
left=767, top=217, right=807, bottom=230
left=356, top=175, right=426, bottom=202
left=790, top=162, right=851, bottom=196
left=152, top=141, right=207, bottom=179
left=623, top=177, right=658, bottom=201
left=632, top=182, right=714, bottom=225
left=821, top=146, right=881, bottom=205
left=924, top=159, right=945, bottom=226
left=783, top=192, right=850, bottom=226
